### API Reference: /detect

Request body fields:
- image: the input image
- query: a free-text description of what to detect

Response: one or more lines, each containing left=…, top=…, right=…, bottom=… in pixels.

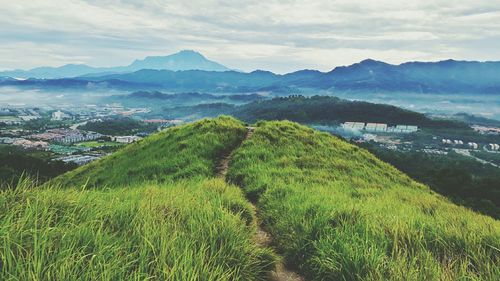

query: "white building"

left=52, top=110, right=64, bottom=121
left=488, top=143, right=499, bottom=151
left=365, top=123, right=388, bottom=132
left=342, top=122, right=365, bottom=130
left=18, top=115, right=40, bottom=121
left=112, top=136, right=142, bottom=143
left=467, top=142, right=478, bottom=149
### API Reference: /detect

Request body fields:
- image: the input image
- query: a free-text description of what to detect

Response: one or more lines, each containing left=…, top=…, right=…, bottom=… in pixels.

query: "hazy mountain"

left=320, top=59, right=500, bottom=93
left=126, top=50, right=229, bottom=72
left=2, top=58, right=500, bottom=94
left=0, top=64, right=100, bottom=80
left=0, top=50, right=230, bottom=79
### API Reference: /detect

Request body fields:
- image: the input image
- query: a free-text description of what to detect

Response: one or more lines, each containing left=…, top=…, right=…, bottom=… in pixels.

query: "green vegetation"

left=49, top=144, right=88, bottom=155
left=0, top=116, right=18, bottom=121
left=0, top=178, right=275, bottom=280
left=0, top=145, right=76, bottom=188
left=2, top=117, right=499, bottom=280
left=78, top=117, right=158, bottom=136
left=56, top=116, right=247, bottom=187
left=234, top=95, right=469, bottom=129
left=75, top=141, right=122, bottom=148
left=361, top=144, right=500, bottom=218
left=472, top=151, right=500, bottom=166
left=164, top=103, right=236, bottom=121
left=1, top=117, right=276, bottom=280
left=227, top=121, right=500, bottom=280
left=22, top=117, right=69, bottom=131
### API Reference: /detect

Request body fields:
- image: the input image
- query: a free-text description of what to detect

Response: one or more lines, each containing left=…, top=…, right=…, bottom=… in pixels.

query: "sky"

left=1, top=0, right=500, bottom=73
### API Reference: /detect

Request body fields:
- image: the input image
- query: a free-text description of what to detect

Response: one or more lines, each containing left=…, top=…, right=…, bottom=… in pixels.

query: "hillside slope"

left=233, top=95, right=467, bottom=128
left=227, top=121, right=500, bottom=280
left=55, top=116, right=247, bottom=187
left=1, top=117, right=275, bottom=280
left=0, top=179, right=274, bottom=280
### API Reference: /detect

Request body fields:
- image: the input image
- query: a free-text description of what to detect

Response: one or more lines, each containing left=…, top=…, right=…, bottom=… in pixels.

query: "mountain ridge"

left=2, top=55, right=500, bottom=94
left=0, top=50, right=230, bottom=79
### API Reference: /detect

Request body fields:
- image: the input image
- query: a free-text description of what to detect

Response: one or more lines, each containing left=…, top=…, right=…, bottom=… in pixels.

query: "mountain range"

left=0, top=50, right=229, bottom=79
left=1, top=51, right=500, bottom=94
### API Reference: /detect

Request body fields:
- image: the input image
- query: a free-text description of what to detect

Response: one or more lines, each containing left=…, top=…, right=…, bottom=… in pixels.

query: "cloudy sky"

left=1, top=0, right=500, bottom=73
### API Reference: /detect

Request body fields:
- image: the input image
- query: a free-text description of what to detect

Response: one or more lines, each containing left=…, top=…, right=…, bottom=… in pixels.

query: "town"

left=331, top=121, right=500, bottom=168
left=0, top=104, right=182, bottom=165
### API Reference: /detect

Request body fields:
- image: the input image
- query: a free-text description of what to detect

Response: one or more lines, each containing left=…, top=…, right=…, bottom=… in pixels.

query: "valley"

left=2, top=95, right=499, bottom=219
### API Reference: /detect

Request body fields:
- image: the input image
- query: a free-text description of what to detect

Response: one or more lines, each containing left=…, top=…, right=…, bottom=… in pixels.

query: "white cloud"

left=0, top=0, right=499, bottom=73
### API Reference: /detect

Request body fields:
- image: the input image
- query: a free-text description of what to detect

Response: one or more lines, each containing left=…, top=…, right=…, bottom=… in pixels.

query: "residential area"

left=335, top=121, right=500, bottom=168
left=0, top=104, right=183, bottom=165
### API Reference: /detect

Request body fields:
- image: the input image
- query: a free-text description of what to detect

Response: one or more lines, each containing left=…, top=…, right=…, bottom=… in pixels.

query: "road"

left=453, top=148, right=499, bottom=168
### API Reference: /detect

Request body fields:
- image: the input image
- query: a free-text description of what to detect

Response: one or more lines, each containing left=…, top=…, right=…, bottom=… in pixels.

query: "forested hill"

left=235, top=95, right=469, bottom=128
left=159, top=95, right=469, bottom=129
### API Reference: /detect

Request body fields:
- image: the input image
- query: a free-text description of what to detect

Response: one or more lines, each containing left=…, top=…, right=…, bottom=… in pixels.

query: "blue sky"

left=1, top=0, right=500, bottom=73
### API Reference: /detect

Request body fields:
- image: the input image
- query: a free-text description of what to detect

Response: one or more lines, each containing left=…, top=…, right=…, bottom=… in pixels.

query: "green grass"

left=2, top=117, right=499, bottom=280
left=1, top=116, right=276, bottom=280
left=227, top=120, right=500, bottom=281
left=0, top=116, right=18, bottom=121
left=54, top=116, right=247, bottom=188
left=75, top=141, right=123, bottom=148
left=0, top=178, right=275, bottom=280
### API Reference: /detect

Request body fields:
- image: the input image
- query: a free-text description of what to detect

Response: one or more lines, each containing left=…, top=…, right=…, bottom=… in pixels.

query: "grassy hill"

left=1, top=117, right=275, bottom=280
left=1, top=178, right=274, bottom=280
left=1, top=117, right=499, bottom=280
left=55, top=116, right=247, bottom=187
left=227, top=120, right=499, bottom=280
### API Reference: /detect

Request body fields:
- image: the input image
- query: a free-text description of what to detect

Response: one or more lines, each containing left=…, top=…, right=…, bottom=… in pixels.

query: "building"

left=0, top=137, right=17, bottom=144
left=54, top=155, right=100, bottom=165
left=364, top=123, right=388, bottom=132
left=112, top=136, right=142, bottom=143
left=12, top=139, right=49, bottom=150
left=0, top=117, right=21, bottom=125
left=18, top=115, right=40, bottom=121
left=52, top=110, right=64, bottom=121
left=342, top=122, right=365, bottom=130
left=341, top=122, right=418, bottom=134
left=472, top=125, right=500, bottom=135
left=144, top=119, right=183, bottom=125
left=467, top=142, right=478, bottom=149
left=30, top=129, right=102, bottom=144
left=395, top=125, right=418, bottom=133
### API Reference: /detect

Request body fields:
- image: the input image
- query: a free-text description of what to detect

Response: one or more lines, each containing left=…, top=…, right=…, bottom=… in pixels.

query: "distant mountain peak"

left=136, top=50, right=205, bottom=62
left=176, top=49, right=205, bottom=57
left=129, top=50, right=229, bottom=72
left=0, top=50, right=230, bottom=78
left=358, top=59, right=391, bottom=66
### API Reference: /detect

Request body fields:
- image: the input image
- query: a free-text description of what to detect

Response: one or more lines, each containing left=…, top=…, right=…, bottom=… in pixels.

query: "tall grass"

left=0, top=178, right=276, bottom=280
left=54, top=116, right=247, bottom=188
left=228, top=120, right=500, bottom=280
left=1, top=116, right=277, bottom=280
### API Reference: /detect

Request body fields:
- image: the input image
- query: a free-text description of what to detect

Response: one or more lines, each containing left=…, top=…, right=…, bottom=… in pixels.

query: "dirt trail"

left=217, top=127, right=304, bottom=281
